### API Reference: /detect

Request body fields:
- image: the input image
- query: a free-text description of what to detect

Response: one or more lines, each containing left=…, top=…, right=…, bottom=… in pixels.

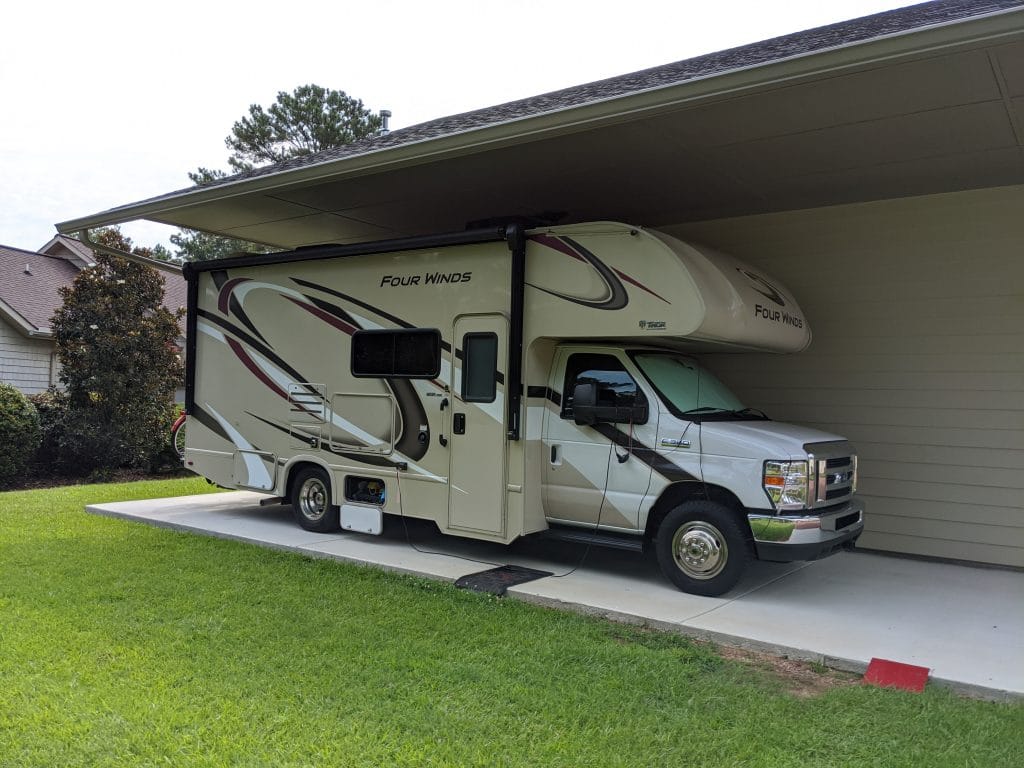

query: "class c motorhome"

left=179, top=221, right=863, bottom=595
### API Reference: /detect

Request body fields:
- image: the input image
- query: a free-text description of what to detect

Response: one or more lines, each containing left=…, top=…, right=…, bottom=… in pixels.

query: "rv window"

left=561, top=353, right=644, bottom=419
left=352, top=329, right=441, bottom=378
left=461, top=333, right=498, bottom=402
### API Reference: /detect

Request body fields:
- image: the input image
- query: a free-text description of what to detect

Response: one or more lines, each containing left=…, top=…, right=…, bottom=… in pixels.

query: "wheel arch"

left=283, top=457, right=336, bottom=504
left=644, top=482, right=750, bottom=541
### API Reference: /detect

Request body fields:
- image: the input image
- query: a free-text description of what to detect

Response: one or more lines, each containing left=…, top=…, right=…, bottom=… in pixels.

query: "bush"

left=29, top=389, right=182, bottom=480
left=29, top=389, right=74, bottom=477
left=148, top=403, right=185, bottom=473
left=0, top=384, right=42, bottom=487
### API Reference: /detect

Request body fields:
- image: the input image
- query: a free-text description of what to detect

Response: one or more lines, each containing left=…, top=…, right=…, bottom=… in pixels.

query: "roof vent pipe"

left=379, top=109, right=391, bottom=136
left=24, top=263, right=31, bottom=275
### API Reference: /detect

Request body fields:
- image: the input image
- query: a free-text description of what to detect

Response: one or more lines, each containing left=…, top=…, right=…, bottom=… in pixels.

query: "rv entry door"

left=447, top=314, right=509, bottom=535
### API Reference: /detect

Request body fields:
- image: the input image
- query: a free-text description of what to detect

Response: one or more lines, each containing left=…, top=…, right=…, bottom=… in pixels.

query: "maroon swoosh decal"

left=612, top=267, right=671, bottom=305
left=227, top=338, right=288, bottom=400
left=218, top=277, right=252, bottom=314
left=529, top=233, right=585, bottom=262
left=285, top=296, right=358, bottom=335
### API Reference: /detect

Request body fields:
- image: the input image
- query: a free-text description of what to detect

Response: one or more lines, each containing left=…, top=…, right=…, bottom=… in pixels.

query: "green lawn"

left=0, top=479, right=1020, bottom=767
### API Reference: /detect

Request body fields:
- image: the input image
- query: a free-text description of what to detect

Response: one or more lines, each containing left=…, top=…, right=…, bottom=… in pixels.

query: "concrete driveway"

left=86, top=491, right=1024, bottom=700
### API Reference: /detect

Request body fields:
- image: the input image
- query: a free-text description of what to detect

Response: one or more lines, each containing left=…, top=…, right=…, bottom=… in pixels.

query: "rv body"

left=181, top=222, right=863, bottom=595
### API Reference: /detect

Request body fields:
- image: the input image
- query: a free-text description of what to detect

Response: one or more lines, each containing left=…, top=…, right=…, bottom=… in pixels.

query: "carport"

left=60, top=0, right=1024, bottom=567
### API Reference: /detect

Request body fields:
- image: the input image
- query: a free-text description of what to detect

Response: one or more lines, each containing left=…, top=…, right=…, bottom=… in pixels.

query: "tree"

left=224, top=84, right=383, bottom=173
left=172, top=84, right=382, bottom=261
left=51, top=230, right=183, bottom=474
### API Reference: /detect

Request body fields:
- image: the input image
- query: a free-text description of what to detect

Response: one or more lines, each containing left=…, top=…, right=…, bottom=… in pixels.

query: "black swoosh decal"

left=528, top=235, right=629, bottom=311
left=591, top=423, right=697, bottom=483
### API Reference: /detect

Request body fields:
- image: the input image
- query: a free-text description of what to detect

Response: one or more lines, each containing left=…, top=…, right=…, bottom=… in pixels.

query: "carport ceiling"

left=59, top=2, right=1024, bottom=249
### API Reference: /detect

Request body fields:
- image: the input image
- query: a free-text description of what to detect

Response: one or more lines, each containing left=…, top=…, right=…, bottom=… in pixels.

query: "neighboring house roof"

left=0, top=240, right=187, bottom=338
left=0, top=245, right=81, bottom=336
left=161, top=269, right=188, bottom=321
left=38, top=234, right=97, bottom=267
left=61, top=0, right=1024, bottom=227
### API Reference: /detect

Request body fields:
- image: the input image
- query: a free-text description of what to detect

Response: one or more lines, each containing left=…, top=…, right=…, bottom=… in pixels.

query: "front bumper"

left=747, top=499, right=865, bottom=563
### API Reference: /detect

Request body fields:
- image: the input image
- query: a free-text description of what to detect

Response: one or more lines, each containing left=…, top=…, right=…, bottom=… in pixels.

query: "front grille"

left=805, top=441, right=857, bottom=509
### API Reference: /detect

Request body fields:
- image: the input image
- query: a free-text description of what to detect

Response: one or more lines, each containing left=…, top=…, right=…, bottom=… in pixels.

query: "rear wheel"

left=290, top=466, right=339, bottom=532
left=655, top=500, right=750, bottom=596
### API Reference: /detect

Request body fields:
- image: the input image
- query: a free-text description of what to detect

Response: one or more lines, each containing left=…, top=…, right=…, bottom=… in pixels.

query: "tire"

left=171, top=416, right=187, bottom=459
left=655, top=500, right=750, bottom=596
left=290, top=466, right=339, bottom=533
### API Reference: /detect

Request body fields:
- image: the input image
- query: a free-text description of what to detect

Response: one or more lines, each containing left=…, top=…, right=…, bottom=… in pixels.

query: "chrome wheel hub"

left=297, top=478, right=328, bottom=521
left=671, top=522, right=728, bottom=580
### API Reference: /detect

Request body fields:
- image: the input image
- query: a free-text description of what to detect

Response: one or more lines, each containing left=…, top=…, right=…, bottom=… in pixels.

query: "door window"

left=560, top=353, right=644, bottom=420
left=461, top=332, right=498, bottom=403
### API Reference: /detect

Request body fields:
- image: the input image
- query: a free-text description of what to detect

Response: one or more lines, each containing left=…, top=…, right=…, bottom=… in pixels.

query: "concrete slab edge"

left=84, top=505, right=1023, bottom=703
left=505, top=590, right=1022, bottom=702
left=84, top=504, right=459, bottom=584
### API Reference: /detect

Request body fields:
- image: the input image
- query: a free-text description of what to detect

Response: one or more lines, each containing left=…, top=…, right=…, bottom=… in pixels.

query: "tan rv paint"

left=184, top=222, right=811, bottom=545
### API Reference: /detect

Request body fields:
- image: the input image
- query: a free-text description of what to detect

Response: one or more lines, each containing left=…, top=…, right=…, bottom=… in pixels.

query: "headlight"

left=763, top=460, right=810, bottom=511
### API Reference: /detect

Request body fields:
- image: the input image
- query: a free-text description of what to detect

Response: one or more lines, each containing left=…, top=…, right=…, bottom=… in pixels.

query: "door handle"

left=549, top=444, right=562, bottom=465
left=453, top=413, right=466, bottom=435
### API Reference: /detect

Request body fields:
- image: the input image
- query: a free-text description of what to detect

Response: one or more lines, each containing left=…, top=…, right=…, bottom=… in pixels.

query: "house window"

left=461, top=333, right=498, bottom=402
left=351, top=328, right=441, bottom=378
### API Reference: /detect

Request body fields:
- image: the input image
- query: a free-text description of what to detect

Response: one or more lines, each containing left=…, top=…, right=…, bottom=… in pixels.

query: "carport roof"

left=58, top=0, right=1024, bottom=248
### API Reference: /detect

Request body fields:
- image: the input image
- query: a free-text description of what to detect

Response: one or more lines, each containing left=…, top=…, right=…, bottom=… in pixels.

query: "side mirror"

left=572, top=382, right=599, bottom=426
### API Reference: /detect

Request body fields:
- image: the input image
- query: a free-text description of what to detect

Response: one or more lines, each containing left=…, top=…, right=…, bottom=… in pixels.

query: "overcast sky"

left=1, top=0, right=914, bottom=253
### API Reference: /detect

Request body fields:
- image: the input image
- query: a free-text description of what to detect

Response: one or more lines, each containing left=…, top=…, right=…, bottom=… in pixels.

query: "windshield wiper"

left=680, top=406, right=729, bottom=416
left=731, top=407, right=769, bottom=420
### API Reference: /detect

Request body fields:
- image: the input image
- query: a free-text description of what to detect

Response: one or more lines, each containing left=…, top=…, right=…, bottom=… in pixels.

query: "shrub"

left=148, top=403, right=186, bottom=473
left=0, top=384, right=42, bottom=487
left=29, top=389, right=74, bottom=477
left=29, top=390, right=183, bottom=480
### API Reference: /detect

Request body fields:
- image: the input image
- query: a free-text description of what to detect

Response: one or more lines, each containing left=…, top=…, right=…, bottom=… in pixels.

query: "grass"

left=1, top=479, right=1021, bottom=767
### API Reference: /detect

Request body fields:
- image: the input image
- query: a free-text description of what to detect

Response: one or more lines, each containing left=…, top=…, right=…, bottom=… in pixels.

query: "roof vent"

left=24, top=263, right=31, bottom=275
left=379, top=109, right=392, bottom=136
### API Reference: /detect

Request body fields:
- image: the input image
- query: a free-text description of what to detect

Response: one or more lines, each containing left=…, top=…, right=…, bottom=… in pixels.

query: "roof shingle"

left=0, top=246, right=81, bottom=332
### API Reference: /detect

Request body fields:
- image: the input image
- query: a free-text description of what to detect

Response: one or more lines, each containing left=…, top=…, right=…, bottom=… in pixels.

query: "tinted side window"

left=561, top=353, right=643, bottom=419
left=461, top=333, right=498, bottom=402
left=352, top=329, right=441, bottom=378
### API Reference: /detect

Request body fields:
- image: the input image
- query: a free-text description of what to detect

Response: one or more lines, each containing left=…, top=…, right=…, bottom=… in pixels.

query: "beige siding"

left=667, top=184, right=1024, bottom=568
left=0, top=317, right=56, bottom=395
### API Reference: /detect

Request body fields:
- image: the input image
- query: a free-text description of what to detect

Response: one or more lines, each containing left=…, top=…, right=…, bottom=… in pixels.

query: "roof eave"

left=55, top=5, right=1024, bottom=236
left=0, top=299, right=50, bottom=338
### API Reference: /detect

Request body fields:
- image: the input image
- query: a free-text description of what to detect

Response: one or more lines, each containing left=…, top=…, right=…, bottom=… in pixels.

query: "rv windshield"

left=632, top=353, right=761, bottom=421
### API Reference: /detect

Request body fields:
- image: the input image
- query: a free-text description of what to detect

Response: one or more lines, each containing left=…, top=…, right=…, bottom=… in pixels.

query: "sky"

left=1, top=0, right=916, bottom=253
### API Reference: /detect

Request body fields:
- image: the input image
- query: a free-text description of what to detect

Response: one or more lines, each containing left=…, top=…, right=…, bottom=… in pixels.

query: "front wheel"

left=290, top=466, right=339, bottom=533
left=655, top=500, right=750, bottom=596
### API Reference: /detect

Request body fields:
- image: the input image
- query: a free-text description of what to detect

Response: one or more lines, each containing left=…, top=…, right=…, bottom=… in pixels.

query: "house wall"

left=667, top=184, right=1024, bottom=568
left=0, top=317, right=56, bottom=395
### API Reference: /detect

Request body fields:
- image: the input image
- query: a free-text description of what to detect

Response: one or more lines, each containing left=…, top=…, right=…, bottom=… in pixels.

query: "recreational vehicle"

left=179, top=221, right=863, bottom=595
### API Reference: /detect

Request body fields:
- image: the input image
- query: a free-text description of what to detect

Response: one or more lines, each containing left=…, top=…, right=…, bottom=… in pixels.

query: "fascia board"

left=55, top=7, right=1024, bottom=236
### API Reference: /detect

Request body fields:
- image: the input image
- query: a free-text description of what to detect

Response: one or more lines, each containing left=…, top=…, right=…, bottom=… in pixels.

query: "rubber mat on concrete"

left=454, top=565, right=553, bottom=596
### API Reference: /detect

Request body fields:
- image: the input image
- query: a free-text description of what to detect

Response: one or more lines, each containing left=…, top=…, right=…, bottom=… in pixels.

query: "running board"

left=539, top=527, right=644, bottom=552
